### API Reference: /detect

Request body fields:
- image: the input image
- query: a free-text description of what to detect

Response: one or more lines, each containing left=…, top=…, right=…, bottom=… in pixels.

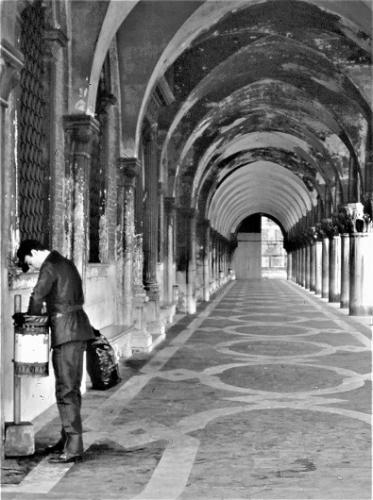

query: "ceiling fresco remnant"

left=73, top=0, right=371, bottom=243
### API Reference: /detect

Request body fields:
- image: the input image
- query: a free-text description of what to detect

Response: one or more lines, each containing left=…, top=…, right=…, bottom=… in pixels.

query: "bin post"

left=4, top=295, right=35, bottom=457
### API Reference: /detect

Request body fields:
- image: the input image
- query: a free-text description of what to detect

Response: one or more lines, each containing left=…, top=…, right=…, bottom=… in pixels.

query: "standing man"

left=15, top=239, right=95, bottom=463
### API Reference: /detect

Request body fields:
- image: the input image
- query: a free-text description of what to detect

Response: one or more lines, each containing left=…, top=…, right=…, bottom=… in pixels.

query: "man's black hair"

left=16, top=239, right=47, bottom=272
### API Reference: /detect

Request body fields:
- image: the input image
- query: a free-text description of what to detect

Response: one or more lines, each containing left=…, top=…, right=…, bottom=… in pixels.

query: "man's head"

left=16, top=240, right=50, bottom=272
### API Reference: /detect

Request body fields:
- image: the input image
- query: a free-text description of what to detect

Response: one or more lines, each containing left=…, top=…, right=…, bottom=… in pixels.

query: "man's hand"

left=12, top=312, right=26, bottom=326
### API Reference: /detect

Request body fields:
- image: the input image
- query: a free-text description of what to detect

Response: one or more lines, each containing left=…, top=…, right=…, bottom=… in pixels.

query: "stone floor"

left=1, top=279, right=372, bottom=500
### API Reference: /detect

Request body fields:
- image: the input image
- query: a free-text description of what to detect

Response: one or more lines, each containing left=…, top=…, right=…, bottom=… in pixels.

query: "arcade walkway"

left=1, top=279, right=372, bottom=500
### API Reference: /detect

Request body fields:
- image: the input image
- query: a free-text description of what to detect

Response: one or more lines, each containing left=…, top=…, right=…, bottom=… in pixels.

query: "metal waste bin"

left=14, top=315, right=49, bottom=376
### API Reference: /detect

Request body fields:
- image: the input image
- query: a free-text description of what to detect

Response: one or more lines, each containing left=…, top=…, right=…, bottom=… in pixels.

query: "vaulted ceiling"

left=73, top=0, right=373, bottom=240
left=154, top=0, right=372, bottom=238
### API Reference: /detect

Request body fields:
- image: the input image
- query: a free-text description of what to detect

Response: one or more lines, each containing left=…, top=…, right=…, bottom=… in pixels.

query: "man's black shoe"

left=44, top=440, right=65, bottom=454
left=48, top=453, right=83, bottom=464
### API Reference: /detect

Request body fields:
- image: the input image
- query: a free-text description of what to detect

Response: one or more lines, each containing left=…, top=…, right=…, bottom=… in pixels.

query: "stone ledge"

left=100, top=324, right=133, bottom=360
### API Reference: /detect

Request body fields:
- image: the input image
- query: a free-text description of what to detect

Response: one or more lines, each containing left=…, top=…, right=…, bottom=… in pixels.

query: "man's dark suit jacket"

left=28, top=251, right=95, bottom=347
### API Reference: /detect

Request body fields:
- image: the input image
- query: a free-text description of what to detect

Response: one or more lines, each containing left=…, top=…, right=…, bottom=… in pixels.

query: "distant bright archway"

left=261, top=216, right=287, bottom=279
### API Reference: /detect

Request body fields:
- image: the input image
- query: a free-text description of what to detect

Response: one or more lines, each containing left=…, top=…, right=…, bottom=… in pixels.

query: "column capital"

left=117, top=157, right=140, bottom=187
left=165, top=196, right=176, bottom=214
left=177, top=206, right=197, bottom=219
left=199, top=218, right=211, bottom=230
left=0, top=39, right=24, bottom=106
left=344, top=202, right=372, bottom=233
left=63, top=114, right=100, bottom=144
left=43, top=27, right=68, bottom=60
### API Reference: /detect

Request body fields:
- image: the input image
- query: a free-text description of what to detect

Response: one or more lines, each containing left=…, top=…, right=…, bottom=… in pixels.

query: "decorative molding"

left=117, top=157, right=140, bottom=187
left=63, top=114, right=100, bottom=146
left=44, top=27, right=68, bottom=50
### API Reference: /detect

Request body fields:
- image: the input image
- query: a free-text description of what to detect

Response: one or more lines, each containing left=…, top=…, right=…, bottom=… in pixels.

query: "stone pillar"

left=301, top=246, right=306, bottom=287
left=349, top=232, right=373, bottom=315
left=157, top=181, right=165, bottom=303
left=202, top=220, right=211, bottom=301
left=310, top=242, right=316, bottom=292
left=164, top=197, right=176, bottom=306
left=294, top=249, right=298, bottom=284
left=186, top=208, right=197, bottom=314
left=63, top=115, right=100, bottom=284
left=321, top=237, right=330, bottom=299
left=43, top=28, right=68, bottom=251
left=340, top=233, right=350, bottom=308
left=142, top=123, right=164, bottom=335
left=329, top=234, right=341, bottom=302
left=117, top=158, right=139, bottom=325
left=292, top=249, right=297, bottom=282
left=287, top=251, right=292, bottom=281
left=294, top=248, right=299, bottom=284
left=143, top=124, right=159, bottom=302
left=315, top=240, right=322, bottom=295
left=305, top=244, right=311, bottom=290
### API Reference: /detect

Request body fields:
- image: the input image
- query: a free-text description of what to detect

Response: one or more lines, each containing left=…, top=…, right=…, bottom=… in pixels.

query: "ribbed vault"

left=207, top=162, right=314, bottom=237
left=68, top=0, right=372, bottom=246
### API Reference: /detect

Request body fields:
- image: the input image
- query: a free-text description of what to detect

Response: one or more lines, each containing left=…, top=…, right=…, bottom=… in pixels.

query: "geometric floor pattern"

left=1, top=279, right=372, bottom=500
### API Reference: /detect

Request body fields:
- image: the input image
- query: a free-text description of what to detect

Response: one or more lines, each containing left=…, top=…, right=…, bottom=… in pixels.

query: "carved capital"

left=43, top=27, right=68, bottom=60
left=320, top=217, right=338, bottom=238
left=345, top=202, right=372, bottom=233
left=63, top=114, right=100, bottom=151
left=117, top=157, right=140, bottom=188
left=199, top=218, right=211, bottom=231
left=145, top=281, right=160, bottom=301
left=0, top=39, right=24, bottom=105
left=164, top=196, right=176, bottom=215
left=177, top=206, right=197, bottom=219
left=305, top=226, right=318, bottom=243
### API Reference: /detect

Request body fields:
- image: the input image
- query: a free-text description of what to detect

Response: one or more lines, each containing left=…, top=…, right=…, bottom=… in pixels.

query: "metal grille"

left=18, top=1, right=49, bottom=243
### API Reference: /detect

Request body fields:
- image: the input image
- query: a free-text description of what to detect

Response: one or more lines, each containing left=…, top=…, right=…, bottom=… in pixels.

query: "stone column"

left=43, top=27, right=68, bottom=251
left=340, top=233, right=350, bottom=308
left=63, top=115, right=100, bottom=284
left=301, top=246, right=306, bottom=287
left=287, top=251, right=292, bottom=281
left=349, top=232, right=373, bottom=315
left=143, top=124, right=159, bottom=302
left=164, top=197, right=176, bottom=306
left=310, top=242, right=316, bottom=292
left=186, top=208, right=197, bottom=314
left=117, top=157, right=139, bottom=325
left=291, top=249, right=295, bottom=282
left=157, top=181, right=165, bottom=303
left=315, top=240, right=322, bottom=295
left=305, top=244, right=311, bottom=290
left=321, top=237, right=330, bottom=299
left=294, top=249, right=299, bottom=284
left=201, top=219, right=211, bottom=301
left=142, top=123, right=164, bottom=335
left=329, top=234, right=341, bottom=302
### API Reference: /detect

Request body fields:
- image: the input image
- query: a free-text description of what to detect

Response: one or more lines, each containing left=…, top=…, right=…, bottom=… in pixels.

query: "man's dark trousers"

left=52, top=340, right=87, bottom=456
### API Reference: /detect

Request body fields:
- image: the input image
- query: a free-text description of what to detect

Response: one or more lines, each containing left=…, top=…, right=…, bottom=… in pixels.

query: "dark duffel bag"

left=86, top=329, right=121, bottom=390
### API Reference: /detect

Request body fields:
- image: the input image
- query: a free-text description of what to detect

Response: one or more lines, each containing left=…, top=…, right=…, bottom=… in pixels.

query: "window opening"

left=261, top=216, right=287, bottom=278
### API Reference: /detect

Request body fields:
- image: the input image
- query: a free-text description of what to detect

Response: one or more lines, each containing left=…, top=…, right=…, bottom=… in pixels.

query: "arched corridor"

left=1, top=279, right=371, bottom=499
left=1, top=1, right=372, bottom=496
